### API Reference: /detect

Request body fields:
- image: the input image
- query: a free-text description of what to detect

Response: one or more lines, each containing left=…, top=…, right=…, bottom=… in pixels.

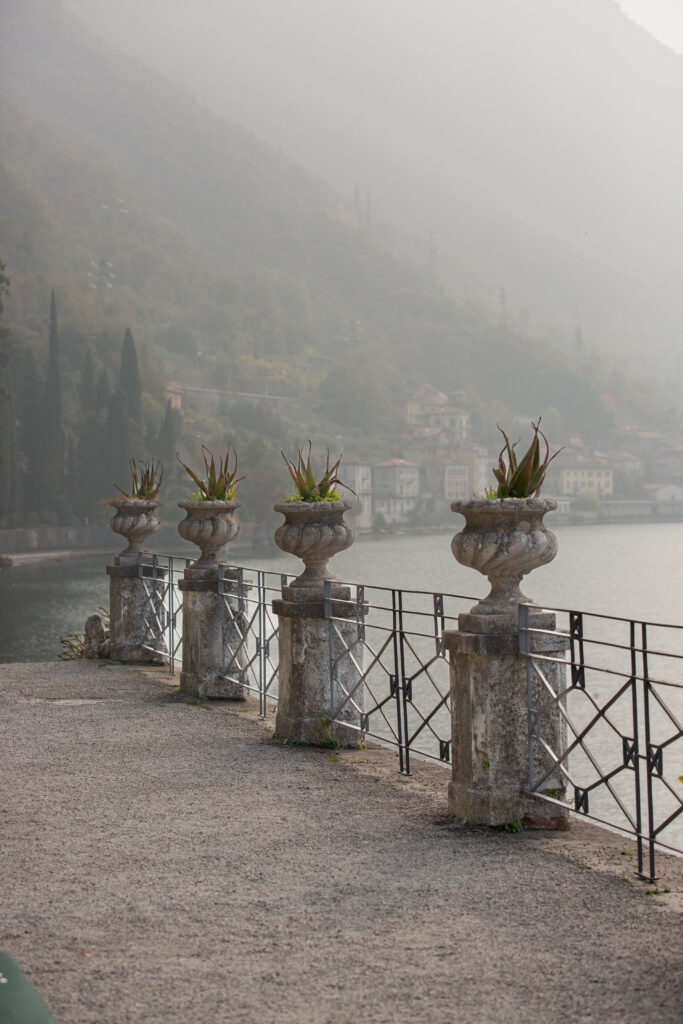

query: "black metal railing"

left=520, top=602, right=683, bottom=880
left=322, top=579, right=473, bottom=774
left=133, top=555, right=683, bottom=875
left=137, top=553, right=186, bottom=669
left=218, top=565, right=290, bottom=716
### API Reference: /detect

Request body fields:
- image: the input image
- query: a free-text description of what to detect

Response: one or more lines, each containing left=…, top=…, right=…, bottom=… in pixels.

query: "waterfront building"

left=340, top=460, right=373, bottom=531
left=371, top=459, right=420, bottom=525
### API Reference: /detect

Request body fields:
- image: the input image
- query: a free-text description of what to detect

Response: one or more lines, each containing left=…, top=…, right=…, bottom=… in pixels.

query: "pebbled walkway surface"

left=1, top=661, right=681, bottom=1024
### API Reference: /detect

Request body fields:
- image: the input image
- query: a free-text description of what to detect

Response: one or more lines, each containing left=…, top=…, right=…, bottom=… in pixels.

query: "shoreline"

left=3, top=513, right=683, bottom=568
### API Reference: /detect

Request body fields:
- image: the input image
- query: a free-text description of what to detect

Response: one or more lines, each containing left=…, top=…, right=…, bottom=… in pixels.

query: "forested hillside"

left=0, top=0, right=674, bottom=527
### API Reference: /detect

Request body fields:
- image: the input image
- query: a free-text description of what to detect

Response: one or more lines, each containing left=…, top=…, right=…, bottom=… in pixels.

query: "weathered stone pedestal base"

left=179, top=568, right=247, bottom=700
left=274, top=585, right=364, bottom=747
left=444, top=611, right=569, bottom=828
left=107, top=556, right=167, bottom=664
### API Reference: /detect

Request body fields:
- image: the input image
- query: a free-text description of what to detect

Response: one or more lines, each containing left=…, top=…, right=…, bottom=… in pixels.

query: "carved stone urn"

left=177, top=500, right=241, bottom=574
left=451, top=497, right=557, bottom=626
left=109, top=499, right=162, bottom=561
left=273, top=500, right=354, bottom=594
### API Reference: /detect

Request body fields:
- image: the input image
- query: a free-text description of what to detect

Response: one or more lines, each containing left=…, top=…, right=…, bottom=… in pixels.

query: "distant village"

left=341, top=384, right=683, bottom=530
left=168, top=382, right=683, bottom=531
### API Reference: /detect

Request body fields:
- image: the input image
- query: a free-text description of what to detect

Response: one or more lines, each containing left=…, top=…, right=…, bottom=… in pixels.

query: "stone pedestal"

left=107, top=556, right=167, bottom=664
left=444, top=609, right=569, bottom=827
left=273, top=585, right=364, bottom=747
left=179, top=567, right=247, bottom=700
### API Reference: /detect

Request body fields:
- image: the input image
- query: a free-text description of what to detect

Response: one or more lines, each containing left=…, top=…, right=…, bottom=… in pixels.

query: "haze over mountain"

left=3, top=0, right=632, bottom=439
left=61, top=0, right=683, bottom=377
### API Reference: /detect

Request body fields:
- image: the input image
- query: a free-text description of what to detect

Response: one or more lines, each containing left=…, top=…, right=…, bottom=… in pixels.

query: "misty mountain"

left=59, top=0, right=683, bottom=376
left=0, top=0, right=666, bottom=452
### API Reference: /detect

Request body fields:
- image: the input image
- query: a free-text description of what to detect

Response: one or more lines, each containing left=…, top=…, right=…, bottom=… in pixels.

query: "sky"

left=617, top=0, right=683, bottom=53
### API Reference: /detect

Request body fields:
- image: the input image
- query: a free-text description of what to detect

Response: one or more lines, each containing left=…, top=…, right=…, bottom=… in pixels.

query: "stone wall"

left=0, top=521, right=262, bottom=554
left=0, top=526, right=114, bottom=554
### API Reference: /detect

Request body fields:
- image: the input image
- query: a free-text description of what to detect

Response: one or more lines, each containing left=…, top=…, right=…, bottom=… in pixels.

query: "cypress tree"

left=79, top=347, right=97, bottom=415
left=0, top=261, right=9, bottom=374
left=75, top=410, right=105, bottom=518
left=157, top=398, right=181, bottom=462
left=102, top=388, right=131, bottom=495
left=13, top=343, right=43, bottom=519
left=0, top=264, right=21, bottom=522
left=41, top=289, right=65, bottom=508
left=95, top=367, right=110, bottom=413
left=119, top=327, right=141, bottom=423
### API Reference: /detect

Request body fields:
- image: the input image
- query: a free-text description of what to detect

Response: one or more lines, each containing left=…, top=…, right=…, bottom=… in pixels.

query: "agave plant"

left=177, top=445, right=243, bottom=501
left=111, top=458, right=163, bottom=501
left=281, top=443, right=355, bottom=502
left=487, top=419, right=562, bottom=499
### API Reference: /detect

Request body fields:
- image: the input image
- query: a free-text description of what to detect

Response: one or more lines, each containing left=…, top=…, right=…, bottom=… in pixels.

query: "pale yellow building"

left=547, top=465, right=614, bottom=497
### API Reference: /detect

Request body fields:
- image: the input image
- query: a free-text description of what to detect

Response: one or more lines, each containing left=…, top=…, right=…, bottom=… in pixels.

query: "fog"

left=60, top=0, right=683, bottom=351
left=2, top=0, right=683, bottom=534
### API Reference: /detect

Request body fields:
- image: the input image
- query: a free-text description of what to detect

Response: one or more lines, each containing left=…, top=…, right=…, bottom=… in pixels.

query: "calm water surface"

left=1, top=520, right=682, bottom=661
left=1, top=521, right=681, bottom=848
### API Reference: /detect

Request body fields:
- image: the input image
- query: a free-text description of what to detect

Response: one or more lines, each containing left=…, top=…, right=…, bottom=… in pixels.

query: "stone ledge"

left=442, top=628, right=568, bottom=655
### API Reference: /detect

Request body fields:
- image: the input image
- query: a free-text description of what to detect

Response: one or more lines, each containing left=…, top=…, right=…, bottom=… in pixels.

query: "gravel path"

left=1, top=661, right=681, bottom=1024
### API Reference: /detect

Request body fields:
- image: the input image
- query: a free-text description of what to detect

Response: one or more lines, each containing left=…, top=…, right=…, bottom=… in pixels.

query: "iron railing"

left=218, top=565, right=290, bottom=716
left=134, top=555, right=683, bottom=875
left=322, top=579, right=473, bottom=774
left=520, top=602, right=683, bottom=880
left=137, top=553, right=186, bottom=668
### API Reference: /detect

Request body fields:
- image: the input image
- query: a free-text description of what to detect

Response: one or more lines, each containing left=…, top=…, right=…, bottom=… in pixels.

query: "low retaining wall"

left=0, top=526, right=114, bottom=554
left=0, top=521, right=264, bottom=555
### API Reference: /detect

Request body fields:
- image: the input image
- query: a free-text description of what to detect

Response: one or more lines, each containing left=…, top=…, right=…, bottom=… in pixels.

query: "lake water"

left=1, top=519, right=682, bottom=661
left=1, top=519, right=681, bottom=852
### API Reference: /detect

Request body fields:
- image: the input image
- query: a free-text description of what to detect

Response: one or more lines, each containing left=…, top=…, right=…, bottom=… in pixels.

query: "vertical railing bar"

left=398, top=590, right=411, bottom=776
left=520, top=603, right=535, bottom=791
left=641, top=621, right=657, bottom=881
left=391, top=590, right=405, bottom=775
left=433, top=593, right=444, bottom=657
left=629, top=619, right=643, bottom=876
left=219, top=563, right=227, bottom=677
left=259, top=571, right=267, bottom=718
left=136, top=551, right=145, bottom=647
left=356, top=585, right=365, bottom=644
left=324, top=580, right=335, bottom=719
left=168, top=556, right=175, bottom=676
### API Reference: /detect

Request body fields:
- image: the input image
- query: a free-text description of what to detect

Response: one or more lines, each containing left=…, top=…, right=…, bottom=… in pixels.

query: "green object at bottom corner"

left=0, top=953, right=57, bottom=1024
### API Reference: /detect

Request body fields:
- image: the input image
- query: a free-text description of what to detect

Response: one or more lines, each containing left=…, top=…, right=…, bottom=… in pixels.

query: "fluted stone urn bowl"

left=177, top=500, right=241, bottom=573
left=109, top=499, right=162, bottom=560
left=451, top=497, right=558, bottom=621
left=274, top=500, right=354, bottom=593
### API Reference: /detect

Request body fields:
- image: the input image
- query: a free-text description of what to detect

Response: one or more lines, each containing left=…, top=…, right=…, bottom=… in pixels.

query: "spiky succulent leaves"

left=489, top=419, right=563, bottom=498
left=177, top=446, right=242, bottom=500
left=491, top=427, right=520, bottom=497
left=113, top=458, right=163, bottom=500
left=177, top=452, right=206, bottom=494
left=318, top=451, right=343, bottom=498
left=281, top=444, right=356, bottom=501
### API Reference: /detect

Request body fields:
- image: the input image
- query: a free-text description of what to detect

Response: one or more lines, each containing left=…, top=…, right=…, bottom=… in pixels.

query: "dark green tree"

left=12, top=343, right=43, bottom=520
left=0, top=261, right=9, bottom=374
left=40, top=289, right=65, bottom=507
left=0, top=263, right=21, bottom=522
left=76, top=411, right=106, bottom=519
left=102, top=388, right=131, bottom=495
left=119, top=326, right=141, bottom=423
left=157, top=398, right=181, bottom=462
left=79, top=347, right=97, bottom=415
left=95, top=367, right=111, bottom=412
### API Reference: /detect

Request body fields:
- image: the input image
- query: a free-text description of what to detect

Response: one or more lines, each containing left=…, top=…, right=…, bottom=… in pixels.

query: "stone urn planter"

left=451, top=497, right=558, bottom=624
left=109, top=499, right=162, bottom=560
left=274, top=500, right=354, bottom=593
left=178, top=500, right=241, bottom=574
